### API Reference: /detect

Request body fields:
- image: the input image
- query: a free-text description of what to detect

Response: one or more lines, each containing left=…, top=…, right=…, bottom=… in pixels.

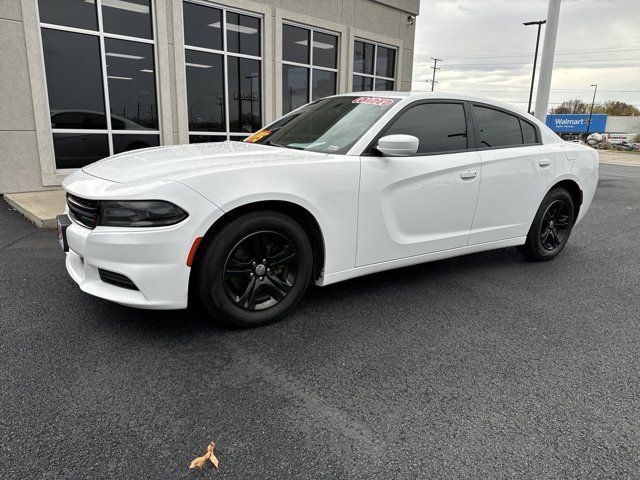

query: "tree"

left=551, top=99, right=640, bottom=116
left=592, top=101, right=640, bottom=116
left=632, top=133, right=640, bottom=144
left=550, top=99, right=589, bottom=114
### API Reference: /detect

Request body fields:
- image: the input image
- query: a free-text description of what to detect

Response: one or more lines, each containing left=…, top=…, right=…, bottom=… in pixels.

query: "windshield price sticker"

left=244, top=129, right=271, bottom=143
left=352, top=97, right=395, bottom=107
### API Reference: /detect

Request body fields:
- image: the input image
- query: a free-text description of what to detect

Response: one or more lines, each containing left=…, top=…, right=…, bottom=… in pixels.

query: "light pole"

left=523, top=20, right=546, bottom=114
left=534, top=0, right=562, bottom=122
left=585, top=83, right=598, bottom=138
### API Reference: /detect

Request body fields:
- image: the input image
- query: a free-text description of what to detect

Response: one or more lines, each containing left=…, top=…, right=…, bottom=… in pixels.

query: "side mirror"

left=376, top=134, right=419, bottom=156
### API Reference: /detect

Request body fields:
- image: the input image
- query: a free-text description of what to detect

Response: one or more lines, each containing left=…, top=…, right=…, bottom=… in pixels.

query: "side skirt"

left=317, top=236, right=527, bottom=286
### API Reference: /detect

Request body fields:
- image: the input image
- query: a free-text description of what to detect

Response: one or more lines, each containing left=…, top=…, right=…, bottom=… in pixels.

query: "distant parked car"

left=612, top=141, right=633, bottom=151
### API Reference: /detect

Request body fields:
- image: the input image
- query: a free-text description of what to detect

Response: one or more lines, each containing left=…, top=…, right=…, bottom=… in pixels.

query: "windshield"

left=244, top=96, right=397, bottom=154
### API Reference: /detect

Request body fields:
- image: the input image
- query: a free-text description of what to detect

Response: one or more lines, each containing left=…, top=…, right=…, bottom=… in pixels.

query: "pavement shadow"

left=84, top=246, right=525, bottom=338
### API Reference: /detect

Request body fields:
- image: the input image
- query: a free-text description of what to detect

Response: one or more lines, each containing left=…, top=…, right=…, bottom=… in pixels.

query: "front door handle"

left=538, top=159, right=551, bottom=167
left=460, top=170, right=477, bottom=179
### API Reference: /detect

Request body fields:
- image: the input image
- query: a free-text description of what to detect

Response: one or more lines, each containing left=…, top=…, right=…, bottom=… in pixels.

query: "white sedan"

left=59, top=92, right=599, bottom=327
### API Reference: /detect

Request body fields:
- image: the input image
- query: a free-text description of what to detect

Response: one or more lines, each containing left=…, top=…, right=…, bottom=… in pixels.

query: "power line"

left=427, top=80, right=640, bottom=93
left=446, top=57, right=640, bottom=66
left=430, top=45, right=640, bottom=60
left=437, top=61, right=640, bottom=70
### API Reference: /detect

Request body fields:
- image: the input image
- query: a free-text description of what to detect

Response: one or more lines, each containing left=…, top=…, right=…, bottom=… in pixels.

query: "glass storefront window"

left=38, top=0, right=98, bottom=30
left=52, top=133, right=109, bottom=169
left=185, top=50, right=225, bottom=132
left=113, top=133, right=160, bottom=153
left=283, top=65, right=309, bottom=113
left=227, top=57, right=262, bottom=132
left=282, top=24, right=310, bottom=64
left=226, top=12, right=260, bottom=57
left=312, top=69, right=337, bottom=102
left=353, top=40, right=397, bottom=92
left=182, top=2, right=223, bottom=51
left=282, top=24, right=338, bottom=114
left=42, top=29, right=107, bottom=128
left=105, top=38, right=158, bottom=129
left=101, top=0, right=153, bottom=40
left=38, top=0, right=160, bottom=169
left=183, top=2, right=262, bottom=142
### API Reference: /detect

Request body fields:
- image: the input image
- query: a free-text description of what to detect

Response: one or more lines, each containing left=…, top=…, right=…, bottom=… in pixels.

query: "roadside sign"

left=545, top=114, right=607, bottom=133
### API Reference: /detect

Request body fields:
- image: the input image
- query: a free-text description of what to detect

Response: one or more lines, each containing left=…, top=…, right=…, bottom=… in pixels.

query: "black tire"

left=194, top=211, right=313, bottom=327
left=518, top=188, right=575, bottom=261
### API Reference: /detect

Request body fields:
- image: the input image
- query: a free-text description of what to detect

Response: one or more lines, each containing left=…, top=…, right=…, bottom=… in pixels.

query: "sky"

left=411, top=0, right=640, bottom=113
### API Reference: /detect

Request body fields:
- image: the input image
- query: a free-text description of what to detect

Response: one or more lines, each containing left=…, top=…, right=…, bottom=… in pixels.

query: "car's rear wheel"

left=518, top=188, right=575, bottom=261
left=195, top=211, right=313, bottom=327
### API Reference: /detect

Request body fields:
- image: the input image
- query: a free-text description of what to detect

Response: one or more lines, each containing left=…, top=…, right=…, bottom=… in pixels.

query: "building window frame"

left=182, top=0, right=263, bottom=142
left=37, top=0, right=161, bottom=171
left=281, top=21, right=340, bottom=114
left=352, top=38, right=397, bottom=91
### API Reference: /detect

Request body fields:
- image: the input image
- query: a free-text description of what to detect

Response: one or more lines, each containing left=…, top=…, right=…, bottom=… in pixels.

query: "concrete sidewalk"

left=597, top=150, right=640, bottom=167
left=3, top=190, right=65, bottom=228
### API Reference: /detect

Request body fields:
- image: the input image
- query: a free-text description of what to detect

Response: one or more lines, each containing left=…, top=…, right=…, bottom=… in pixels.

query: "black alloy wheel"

left=223, top=230, right=298, bottom=311
left=194, top=210, right=313, bottom=327
left=518, top=188, right=575, bottom=261
left=539, top=200, right=571, bottom=251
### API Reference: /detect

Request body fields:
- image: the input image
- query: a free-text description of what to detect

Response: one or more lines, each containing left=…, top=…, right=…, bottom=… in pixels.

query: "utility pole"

left=427, top=57, right=442, bottom=91
left=523, top=20, right=546, bottom=114
left=534, top=0, right=562, bottom=121
left=585, top=83, right=598, bottom=138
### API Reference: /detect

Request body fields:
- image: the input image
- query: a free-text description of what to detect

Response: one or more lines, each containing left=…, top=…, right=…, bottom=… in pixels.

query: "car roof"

left=332, top=90, right=560, bottom=145
left=334, top=90, right=532, bottom=117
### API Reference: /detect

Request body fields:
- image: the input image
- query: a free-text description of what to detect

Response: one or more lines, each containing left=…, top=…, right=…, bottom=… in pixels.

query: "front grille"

left=67, top=194, right=99, bottom=229
left=98, top=269, right=138, bottom=290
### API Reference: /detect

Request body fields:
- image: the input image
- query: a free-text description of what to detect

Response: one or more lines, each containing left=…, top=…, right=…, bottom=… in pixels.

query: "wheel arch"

left=189, top=200, right=326, bottom=291
left=549, top=178, right=582, bottom=220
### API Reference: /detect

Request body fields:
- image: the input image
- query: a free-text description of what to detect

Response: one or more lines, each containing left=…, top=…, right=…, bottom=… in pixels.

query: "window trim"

left=352, top=38, right=397, bottom=91
left=470, top=101, right=542, bottom=151
left=182, top=0, right=264, bottom=141
left=37, top=0, right=162, bottom=172
left=364, top=99, right=474, bottom=157
left=281, top=21, right=340, bottom=113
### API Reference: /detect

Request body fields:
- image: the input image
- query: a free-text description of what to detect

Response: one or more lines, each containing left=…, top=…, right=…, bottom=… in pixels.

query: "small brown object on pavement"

left=189, top=441, right=219, bottom=469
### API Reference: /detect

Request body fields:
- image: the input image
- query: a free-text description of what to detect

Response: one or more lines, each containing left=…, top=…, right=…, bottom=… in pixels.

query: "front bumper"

left=62, top=172, right=224, bottom=310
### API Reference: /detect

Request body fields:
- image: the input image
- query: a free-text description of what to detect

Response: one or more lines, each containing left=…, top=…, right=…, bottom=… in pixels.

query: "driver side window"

left=383, top=102, right=468, bottom=155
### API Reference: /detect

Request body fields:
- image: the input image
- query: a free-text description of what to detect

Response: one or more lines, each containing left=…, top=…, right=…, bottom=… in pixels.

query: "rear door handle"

left=460, top=170, right=477, bottom=179
left=538, top=159, right=551, bottom=167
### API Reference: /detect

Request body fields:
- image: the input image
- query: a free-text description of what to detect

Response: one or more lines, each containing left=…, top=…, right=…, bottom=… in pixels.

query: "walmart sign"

left=545, top=114, right=607, bottom=133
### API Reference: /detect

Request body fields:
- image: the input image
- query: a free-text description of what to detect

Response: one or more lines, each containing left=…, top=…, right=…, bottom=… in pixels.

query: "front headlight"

left=99, top=200, right=188, bottom=227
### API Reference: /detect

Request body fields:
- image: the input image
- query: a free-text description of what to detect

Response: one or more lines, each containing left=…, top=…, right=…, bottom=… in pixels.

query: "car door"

left=356, top=101, right=483, bottom=267
left=468, top=103, right=557, bottom=245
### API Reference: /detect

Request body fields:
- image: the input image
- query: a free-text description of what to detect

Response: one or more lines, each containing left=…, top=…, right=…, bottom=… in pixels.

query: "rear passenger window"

left=521, top=119, right=538, bottom=144
left=474, top=105, right=522, bottom=148
left=384, top=102, right=468, bottom=154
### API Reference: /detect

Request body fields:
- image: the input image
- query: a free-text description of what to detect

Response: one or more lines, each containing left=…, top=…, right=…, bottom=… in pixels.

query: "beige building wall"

left=1, top=0, right=419, bottom=194
left=0, top=0, right=54, bottom=193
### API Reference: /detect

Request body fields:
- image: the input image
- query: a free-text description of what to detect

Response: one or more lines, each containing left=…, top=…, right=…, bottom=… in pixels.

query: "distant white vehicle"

left=59, top=92, right=599, bottom=327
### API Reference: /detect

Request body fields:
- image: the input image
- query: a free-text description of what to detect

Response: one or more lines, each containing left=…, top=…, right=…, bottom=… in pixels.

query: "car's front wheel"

left=195, top=211, right=313, bottom=327
left=518, top=188, right=575, bottom=261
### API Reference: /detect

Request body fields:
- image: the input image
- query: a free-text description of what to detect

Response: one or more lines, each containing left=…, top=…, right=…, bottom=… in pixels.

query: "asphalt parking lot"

left=1, top=163, right=639, bottom=479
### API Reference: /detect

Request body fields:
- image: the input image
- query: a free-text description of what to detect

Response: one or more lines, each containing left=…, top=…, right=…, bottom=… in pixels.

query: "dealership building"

left=0, top=0, right=419, bottom=194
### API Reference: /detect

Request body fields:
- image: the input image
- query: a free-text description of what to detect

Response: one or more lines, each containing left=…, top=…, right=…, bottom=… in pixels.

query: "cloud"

left=412, top=0, right=640, bottom=110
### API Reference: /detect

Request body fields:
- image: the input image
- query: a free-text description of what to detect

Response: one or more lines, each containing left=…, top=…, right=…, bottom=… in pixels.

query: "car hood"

left=82, top=141, right=327, bottom=183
